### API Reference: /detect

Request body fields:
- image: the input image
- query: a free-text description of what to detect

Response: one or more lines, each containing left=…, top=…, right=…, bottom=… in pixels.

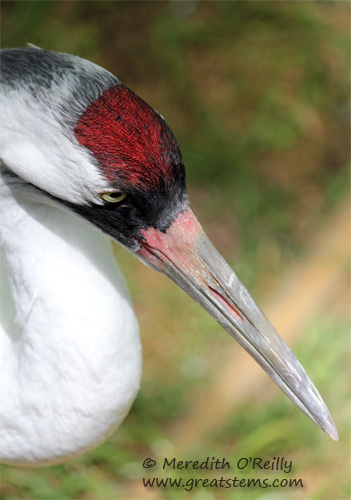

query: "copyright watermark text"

left=142, top=456, right=303, bottom=491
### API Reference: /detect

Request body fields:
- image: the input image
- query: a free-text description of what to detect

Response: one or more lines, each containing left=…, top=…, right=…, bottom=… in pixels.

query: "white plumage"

left=0, top=160, right=142, bottom=465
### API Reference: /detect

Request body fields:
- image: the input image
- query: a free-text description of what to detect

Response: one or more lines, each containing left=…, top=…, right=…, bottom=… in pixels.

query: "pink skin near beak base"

left=137, top=208, right=242, bottom=322
left=137, top=208, right=202, bottom=269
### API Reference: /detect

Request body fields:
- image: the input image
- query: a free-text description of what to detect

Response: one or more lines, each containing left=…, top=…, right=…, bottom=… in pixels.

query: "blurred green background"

left=1, top=1, right=349, bottom=499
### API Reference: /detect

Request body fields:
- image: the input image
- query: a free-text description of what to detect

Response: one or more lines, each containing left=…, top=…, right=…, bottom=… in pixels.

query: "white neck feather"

left=0, top=186, right=141, bottom=466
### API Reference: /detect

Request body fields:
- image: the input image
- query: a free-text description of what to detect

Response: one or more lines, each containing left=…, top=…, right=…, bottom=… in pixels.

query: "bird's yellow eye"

left=100, top=192, right=127, bottom=203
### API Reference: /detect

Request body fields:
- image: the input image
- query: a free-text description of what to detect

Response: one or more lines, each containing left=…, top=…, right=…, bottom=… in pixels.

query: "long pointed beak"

left=137, top=208, right=338, bottom=440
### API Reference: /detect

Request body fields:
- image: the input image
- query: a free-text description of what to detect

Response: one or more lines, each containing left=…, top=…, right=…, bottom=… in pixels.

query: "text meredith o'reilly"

left=162, top=456, right=293, bottom=474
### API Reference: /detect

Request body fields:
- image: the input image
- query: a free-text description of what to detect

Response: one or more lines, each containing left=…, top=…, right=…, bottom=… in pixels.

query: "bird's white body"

left=0, top=188, right=141, bottom=465
left=0, top=57, right=142, bottom=464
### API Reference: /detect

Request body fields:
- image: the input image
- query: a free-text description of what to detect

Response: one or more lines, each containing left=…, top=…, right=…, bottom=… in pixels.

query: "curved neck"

left=0, top=191, right=141, bottom=465
left=2, top=194, right=127, bottom=348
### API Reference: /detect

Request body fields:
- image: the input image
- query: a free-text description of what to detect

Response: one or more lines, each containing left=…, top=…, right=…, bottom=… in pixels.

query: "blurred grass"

left=1, top=1, right=350, bottom=499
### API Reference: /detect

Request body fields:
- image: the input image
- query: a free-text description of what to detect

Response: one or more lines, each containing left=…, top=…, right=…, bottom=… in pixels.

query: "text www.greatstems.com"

left=143, top=476, right=304, bottom=492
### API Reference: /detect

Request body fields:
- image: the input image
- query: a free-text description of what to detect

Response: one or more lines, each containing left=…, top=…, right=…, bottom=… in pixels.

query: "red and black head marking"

left=75, top=85, right=185, bottom=194
left=72, top=85, right=188, bottom=250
